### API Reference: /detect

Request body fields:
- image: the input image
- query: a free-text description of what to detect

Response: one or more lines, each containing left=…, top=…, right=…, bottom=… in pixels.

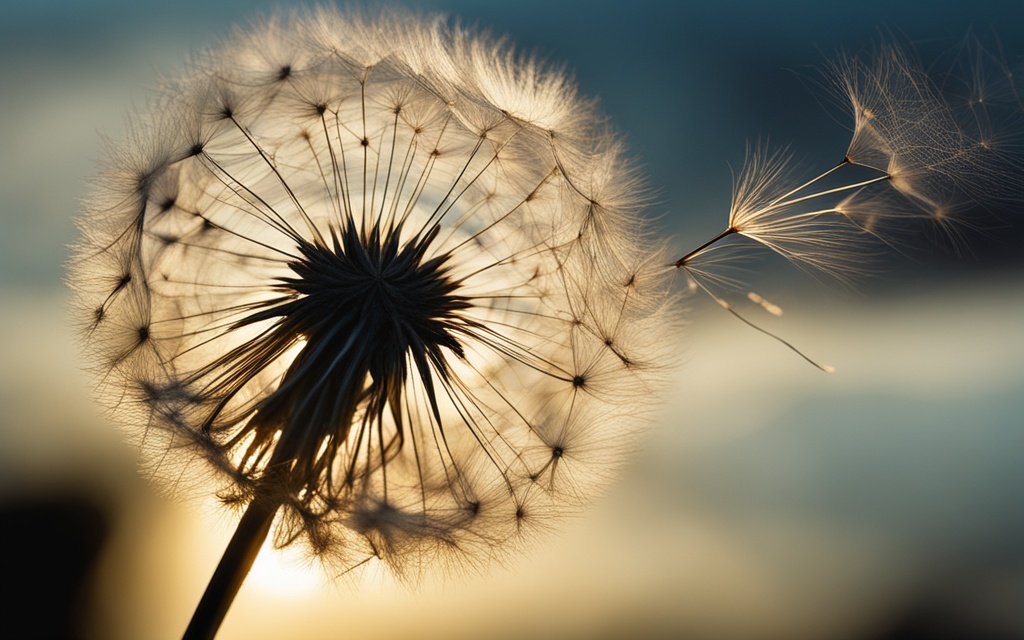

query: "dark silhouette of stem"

left=182, top=496, right=279, bottom=640
left=674, top=227, right=735, bottom=267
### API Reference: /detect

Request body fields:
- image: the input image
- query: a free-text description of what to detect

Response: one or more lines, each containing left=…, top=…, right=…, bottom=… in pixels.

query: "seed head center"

left=283, top=222, right=468, bottom=371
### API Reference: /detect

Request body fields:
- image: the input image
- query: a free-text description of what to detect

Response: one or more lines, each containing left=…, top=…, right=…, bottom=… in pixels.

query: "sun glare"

left=247, top=538, right=322, bottom=598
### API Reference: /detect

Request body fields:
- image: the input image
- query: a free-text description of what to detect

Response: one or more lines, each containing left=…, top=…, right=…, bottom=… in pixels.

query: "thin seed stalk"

left=182, top=495, right=280, bottom=640
left=183, top=346, right=367, bottom=639
left=674, top=227, right=735, bottom=267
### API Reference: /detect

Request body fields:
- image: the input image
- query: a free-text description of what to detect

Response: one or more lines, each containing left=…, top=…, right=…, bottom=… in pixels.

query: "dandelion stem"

left=183, top=496, right=279, bottom=640
left=674, top=227, right=736, bottom=267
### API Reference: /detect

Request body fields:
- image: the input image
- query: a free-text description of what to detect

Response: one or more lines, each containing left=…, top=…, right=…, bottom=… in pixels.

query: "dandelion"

left=69, top=8, right=676, bottom=638
left=68, top=8, right=1023, bottom=639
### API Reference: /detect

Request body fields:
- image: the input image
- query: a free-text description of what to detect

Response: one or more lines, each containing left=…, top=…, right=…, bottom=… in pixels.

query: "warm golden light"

left=247, top=538, right=322, bottom=599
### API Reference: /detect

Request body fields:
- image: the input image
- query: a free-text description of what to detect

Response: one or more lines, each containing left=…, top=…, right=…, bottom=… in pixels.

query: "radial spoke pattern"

left=70, top=11, right=677, bottom=578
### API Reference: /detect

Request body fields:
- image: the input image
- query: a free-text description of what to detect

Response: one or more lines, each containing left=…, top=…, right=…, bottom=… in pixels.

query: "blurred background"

left=2, top=1, right=1023, bottom=638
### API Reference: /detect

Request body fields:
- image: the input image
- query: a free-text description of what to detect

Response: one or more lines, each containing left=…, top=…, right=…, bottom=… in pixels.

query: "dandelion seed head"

left=68, top=8, right=679, bottom=580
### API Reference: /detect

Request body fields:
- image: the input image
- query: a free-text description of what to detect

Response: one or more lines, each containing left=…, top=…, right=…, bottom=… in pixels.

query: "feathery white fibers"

left=680, top=40, right=1024, bottom=292
left=68, top=8, right=678, bottom=579
left=68, top=7, right=1024, bottom=600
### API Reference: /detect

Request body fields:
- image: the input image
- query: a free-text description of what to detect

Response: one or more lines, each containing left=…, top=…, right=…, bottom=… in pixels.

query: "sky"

left=1, top=2, right=1023, bottom=639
